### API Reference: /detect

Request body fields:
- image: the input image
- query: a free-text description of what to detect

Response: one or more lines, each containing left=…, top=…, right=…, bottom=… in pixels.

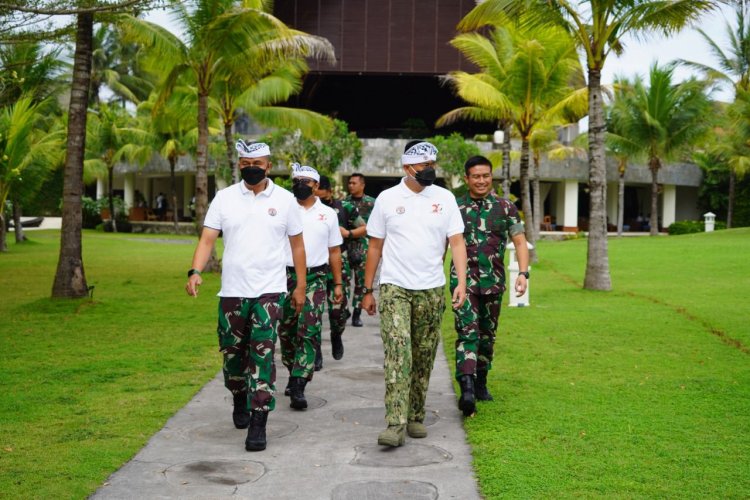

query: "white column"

left=607, top=182, right=618, bottom=229
left=562, top=180, right=579, bottom=231
left=662, top=184, right=676, bottom=228
left=96, top=177, right=105, bottom=200
left=123, top=173, right=135, bottom=209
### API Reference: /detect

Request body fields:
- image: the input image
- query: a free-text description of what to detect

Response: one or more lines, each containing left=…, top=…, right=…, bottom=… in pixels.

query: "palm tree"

left=437, top=20, right=587, bottom=260
left=459, top=0, right=715, bottom=290
left=609, top=64, right=712, bottom=235
left=680, top=1, right=750, bottom=227
left=117, top=0, right=335, bottom=257
left=0, top=41, right=66, bottom=108
left=0, top=96, right=63, bottom=251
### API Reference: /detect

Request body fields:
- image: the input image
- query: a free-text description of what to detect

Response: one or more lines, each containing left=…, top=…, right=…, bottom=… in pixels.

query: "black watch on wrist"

left=518, top=271, right=529, bottom=280
left=187, top=268, right=201, bottom=278
left=363, top=287, right=375, bottom=294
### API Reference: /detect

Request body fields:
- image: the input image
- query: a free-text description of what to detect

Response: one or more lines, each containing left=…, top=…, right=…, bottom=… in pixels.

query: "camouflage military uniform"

left=344, top=194, right=376, bottom=309
left=279, top=267, right=328, bottom=380
left=379, top=284, right=445, bottom=425
left=325, top=199, right=365, bottom=335
left=217, top=294, right=284, bottom=411
left=449, top=193, right=524, bottom=380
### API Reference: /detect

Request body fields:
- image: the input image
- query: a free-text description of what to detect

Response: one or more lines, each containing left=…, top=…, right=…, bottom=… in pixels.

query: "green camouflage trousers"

left=327, top=254, right=351, bottom=336
left=451, top=290, right=501, bottom=380
left=279, top=267, right=327, bottom=380
left=349, top=238, right=369, bottom=309
left=379, top=283, right=445, bottom=426
left=217, top=294, right=283, bottom=412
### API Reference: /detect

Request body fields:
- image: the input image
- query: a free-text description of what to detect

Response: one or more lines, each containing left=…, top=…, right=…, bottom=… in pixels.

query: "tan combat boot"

left=407, top=421, right=427, bottom=438
left=377, top=425, right=406, bottom=447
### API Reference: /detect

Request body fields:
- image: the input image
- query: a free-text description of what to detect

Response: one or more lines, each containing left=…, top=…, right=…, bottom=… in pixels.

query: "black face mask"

left=292, top=182, right=314, bottom=200
left=412, top=166, right=436, bottom=187
left=241, top=166, right=266, bottom=186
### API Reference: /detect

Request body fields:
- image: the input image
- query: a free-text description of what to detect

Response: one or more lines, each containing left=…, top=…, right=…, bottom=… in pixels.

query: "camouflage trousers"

left=379, top=284, right=445, bottom=426
left=451, top=291, right=501, bottom=380
left=326, top=255, right=351, bottom=336
left=349, top=238, right=369, bottom=310
left=279, top=267, right=327, bottom=380
left=217, top=294, right=283, bottom=412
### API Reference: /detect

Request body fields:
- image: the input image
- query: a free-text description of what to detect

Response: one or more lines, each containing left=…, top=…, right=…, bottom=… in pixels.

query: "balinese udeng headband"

left=290, top=162, right=320, bottom=183
left=401, top=141, right=438, bottom=165
left=236, top=139, right=271, bottom=159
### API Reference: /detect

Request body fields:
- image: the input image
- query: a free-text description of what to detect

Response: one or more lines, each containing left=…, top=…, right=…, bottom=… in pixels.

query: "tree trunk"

left=52, top=12, right=92, bottom=299
left=584, top=68, right=612, bottom=291
left=617, top=167, right=625, bottom=236
left=519, top=137, right=536, bottom=262
left=12, top=198, right=26, bottom=243
left=170, top=157, right=179, bottom=231
left=224, top=120, right=237, bottom=184
left=107, top=164, right=117, bottom=233
left=727, top=168, right=735, bottom=228
left=531, top=150, right=541, bottom=243
left=196, top=88, right=220, bottom=272
left=649, top=158, right=660, bottom=236
left=0, top=213, right=6, bottom=252
left=501, top=121, right=511, bottom=198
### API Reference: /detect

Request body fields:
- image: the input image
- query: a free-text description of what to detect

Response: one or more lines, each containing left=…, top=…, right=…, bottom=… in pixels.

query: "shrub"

left=668, top=219, right=727, bottom=235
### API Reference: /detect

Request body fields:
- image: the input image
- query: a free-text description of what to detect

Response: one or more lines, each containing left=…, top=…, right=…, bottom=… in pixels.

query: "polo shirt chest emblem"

left=396, top=206, right=406, bottom=214
left=431, top=203, right=443, bottom=214
left=318, top=213, right=327, bottom=221
left=268, top=208, right=277, bottom=216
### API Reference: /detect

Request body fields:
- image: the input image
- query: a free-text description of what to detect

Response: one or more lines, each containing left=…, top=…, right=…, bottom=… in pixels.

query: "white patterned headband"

left=236, top=139, right=271, bottom=158
left=401, top=141, right=438, bottom=165
left=290, top=162, right=320, bottom=183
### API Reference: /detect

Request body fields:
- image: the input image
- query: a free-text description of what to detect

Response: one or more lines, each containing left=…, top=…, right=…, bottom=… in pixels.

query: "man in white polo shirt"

left=362, top=140, right=468, bottom=447
left=185, top=140, right=307, bottom=452
left=279, top=164, right=344, bottom=411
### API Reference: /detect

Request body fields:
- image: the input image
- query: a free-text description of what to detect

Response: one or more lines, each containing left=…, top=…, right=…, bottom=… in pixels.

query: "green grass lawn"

left=0, top=230, right=222, bottom=498
left=442, top=228, right=750, bottom=498
left=1, top=228, right=748, bottom=498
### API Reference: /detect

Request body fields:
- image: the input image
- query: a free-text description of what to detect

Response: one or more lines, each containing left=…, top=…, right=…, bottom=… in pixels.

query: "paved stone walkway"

left=92, top=305, right=481, bottom=499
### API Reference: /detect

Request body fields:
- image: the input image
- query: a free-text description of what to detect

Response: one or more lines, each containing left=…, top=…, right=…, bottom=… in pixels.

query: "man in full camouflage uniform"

left=279, top=164, right=343, bottom=410
left=450, top=155, right=529, bottom=417
left=186, top=140, right=307, bottom=452
left=315, top=175, right=367, bottom=368
left=362, top=140, right=468, bottom=447
left=345, top=173, right=376, bottom=327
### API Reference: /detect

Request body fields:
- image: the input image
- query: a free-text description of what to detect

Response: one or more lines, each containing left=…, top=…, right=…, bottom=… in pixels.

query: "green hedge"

left=668, top=219, right=727, bottom=235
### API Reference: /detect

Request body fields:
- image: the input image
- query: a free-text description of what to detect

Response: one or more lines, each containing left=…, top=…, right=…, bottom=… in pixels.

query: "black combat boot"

left=331, top=332, right=344, bottom=360
left=232, top=391, right=251, bottom=429
left=314, top=344, right=323, bottom=371
left=475, top=369, right=494, bottom=401
left=289, top=377, right=308, bottom=410
left=458, top=375, right=476, bottom=416
left=245, top=410, right=268, bottom=451
left=352, top=308, right=363, bottom=327
left=284, top=367, right=293, bottom=396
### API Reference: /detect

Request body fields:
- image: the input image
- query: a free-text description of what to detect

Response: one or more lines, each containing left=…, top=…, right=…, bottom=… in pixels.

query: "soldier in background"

left=315, top=175, right=367, bottom=369
left=449, top=155, right=529, bottom=417
left=345, top=173, right=376, bottom=327
left=279, top=164, right=343, bottom=410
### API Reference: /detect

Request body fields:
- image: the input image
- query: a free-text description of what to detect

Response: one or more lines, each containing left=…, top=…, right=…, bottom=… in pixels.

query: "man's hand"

left=186, top=274, right=202, bottom=297
left=451, top=283, right=466, bottom=309
left=333, top=284, right=343, bottom=304
left=362, top=292, right=377, bottom=315
left=291, top=285, right=306, bottom=314
left=515, top=275, right=528, bottom=297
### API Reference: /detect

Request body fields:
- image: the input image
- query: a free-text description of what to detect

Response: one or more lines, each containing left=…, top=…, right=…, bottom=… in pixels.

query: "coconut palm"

left=459, top=0, right=715, bottom=289
left=608, top=64, right=712, bottom=235
left=0, top=96, right=64, bottom=251
left=117, top=0, right=335, bottom=251
left=0, top=41, right=67, bottom=108
left=680, top=1, right=750, bottom=227
left=437, top=20, right=587, bottom=260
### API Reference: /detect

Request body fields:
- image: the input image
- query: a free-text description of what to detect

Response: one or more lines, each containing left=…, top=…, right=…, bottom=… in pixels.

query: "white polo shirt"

left=204, top=180, right=303, bottom=298
left=367, top=178, right=464, bottom=290
left=285, top=197, right=343, bottom=267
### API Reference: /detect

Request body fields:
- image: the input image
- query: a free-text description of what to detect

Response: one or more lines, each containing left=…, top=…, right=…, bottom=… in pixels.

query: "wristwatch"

left=187, top=268, right=201, bottom=278
left=518, top=271, right=529, bottom=279
left=363, top=287, right=375, bottom=294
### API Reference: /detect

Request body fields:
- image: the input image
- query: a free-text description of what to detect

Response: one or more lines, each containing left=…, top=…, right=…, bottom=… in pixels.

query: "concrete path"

left=92, top=304, right=481, bottom=499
